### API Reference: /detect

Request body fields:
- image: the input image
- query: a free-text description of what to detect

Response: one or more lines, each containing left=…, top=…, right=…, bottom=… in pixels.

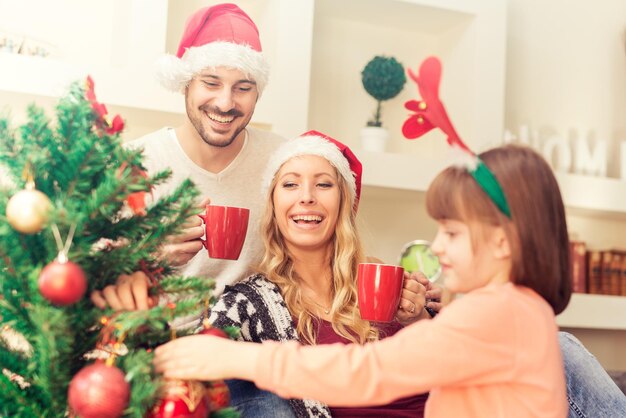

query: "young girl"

left=153, top=143, right=572, bottom=418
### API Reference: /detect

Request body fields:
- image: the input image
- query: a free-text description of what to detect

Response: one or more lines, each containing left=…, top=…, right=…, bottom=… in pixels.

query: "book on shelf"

left=600, top=251, right=614, bottom=295
left=610, top=252, right=624, bottom=296
left=569, top=241, right=587, bottom=293
left=622, top=255, right=626, bottom=297
left=586, top=250, right=602, bottom=295
left=585, top=249, right=626, bottom=296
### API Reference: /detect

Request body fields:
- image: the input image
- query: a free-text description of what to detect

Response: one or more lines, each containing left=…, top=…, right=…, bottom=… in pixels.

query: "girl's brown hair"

left=426, top=144, right=571, bottom=314
left=257, top=165, right=378, bottom=344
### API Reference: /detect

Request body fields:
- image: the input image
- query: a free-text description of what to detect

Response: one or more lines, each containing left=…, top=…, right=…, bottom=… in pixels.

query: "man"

left=91, top=5, right=293, bottom=417
left=92, top=4, right=285, bottom=309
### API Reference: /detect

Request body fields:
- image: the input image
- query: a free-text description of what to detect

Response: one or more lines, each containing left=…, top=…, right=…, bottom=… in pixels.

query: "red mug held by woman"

left=198, top=205, right=250, bottom=260
left=357, top=263, right=404, bottom=322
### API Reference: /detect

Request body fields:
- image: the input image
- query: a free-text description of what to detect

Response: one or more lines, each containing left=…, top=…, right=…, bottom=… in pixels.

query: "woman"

left=92, top=130, right=439, bottom=417
left=205, top=130, right=437, bottom=417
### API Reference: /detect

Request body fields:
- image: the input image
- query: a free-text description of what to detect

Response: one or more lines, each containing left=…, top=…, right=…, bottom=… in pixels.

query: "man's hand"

left=90, top=271, right=157, bottom=311
left=158, top=197, right=210, bottom=266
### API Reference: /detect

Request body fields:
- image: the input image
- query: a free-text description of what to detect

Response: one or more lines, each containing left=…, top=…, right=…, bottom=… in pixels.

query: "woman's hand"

left=395, top=271, right=427, bottom=325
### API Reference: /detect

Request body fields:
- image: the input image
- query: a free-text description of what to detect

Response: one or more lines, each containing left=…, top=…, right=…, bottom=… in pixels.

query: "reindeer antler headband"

left=402, top=57, right=511, bottom=218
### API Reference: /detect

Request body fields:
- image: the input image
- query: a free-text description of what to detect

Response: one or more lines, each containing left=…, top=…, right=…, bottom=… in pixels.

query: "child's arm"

left=154, top=288, right=522, bottom=406
left=154, top=334, right=262, bottom=381
left=153, top=317, right=468, bottom=405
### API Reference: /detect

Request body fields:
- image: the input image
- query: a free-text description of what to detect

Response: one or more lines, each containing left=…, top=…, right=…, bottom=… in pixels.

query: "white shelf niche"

left=308, top=0, right=506, bottom=160
left=0, top=0, right=186, bottom=115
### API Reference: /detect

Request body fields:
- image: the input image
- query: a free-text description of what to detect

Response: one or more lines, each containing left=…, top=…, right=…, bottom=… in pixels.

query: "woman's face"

left=272, top=155, right=341, bottom=254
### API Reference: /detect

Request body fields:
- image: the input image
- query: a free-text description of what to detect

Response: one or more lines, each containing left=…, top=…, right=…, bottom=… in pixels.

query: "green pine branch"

left=0, top=79, right=219, bottom=416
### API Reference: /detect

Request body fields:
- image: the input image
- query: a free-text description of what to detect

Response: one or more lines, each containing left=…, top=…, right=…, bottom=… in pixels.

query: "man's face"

left=185, top=67, right=259, bottom=148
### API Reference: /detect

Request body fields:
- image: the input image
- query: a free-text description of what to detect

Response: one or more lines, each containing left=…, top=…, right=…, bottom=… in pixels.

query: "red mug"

left=357, top=263, right=404, bottom=322
left=198, top=205, right=250, bottom=260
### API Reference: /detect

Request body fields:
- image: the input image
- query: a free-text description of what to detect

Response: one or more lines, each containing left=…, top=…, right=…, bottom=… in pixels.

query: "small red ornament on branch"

left=38, top=259, right=86, bottom=306
left=146, top=379, right=210, bottom=418
left=38, top=224, right=86, bottom=305
left=206, top=380, right=231, bottom=412
left=118, top=162, right=151, bottom=216
left=85, top=76, right=124, bottom=135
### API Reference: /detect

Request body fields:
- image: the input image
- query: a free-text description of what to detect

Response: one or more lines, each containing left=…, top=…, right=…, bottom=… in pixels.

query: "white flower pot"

left=360, top=127, right=388, bottom=153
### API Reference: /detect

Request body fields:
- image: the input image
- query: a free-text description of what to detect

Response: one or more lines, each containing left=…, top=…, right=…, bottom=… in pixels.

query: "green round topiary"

left=361, top=56, right=406, bottom=127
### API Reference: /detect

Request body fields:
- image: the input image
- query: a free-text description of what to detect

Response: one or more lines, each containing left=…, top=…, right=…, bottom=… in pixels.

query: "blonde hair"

left=257, top=166, right=378, bottom=344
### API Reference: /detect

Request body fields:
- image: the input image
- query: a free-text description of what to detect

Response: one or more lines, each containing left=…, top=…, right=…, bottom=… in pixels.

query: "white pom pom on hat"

left=155, top=3, right=269, bottom=94
left=262, top=130, right=363, bottom=210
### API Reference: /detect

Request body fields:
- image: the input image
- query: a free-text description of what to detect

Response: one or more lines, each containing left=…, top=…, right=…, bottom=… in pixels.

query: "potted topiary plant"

left=360, top=55, right=406, bottom=152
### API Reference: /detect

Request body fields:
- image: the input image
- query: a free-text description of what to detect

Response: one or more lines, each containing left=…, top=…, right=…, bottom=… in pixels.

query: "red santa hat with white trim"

left=262, top=130, right=363, bottom=210
left=156, top=3, right=269, bottom=95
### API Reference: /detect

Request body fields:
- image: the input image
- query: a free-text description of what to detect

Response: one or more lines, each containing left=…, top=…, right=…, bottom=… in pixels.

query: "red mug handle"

left=197, top=214, right=208, bottom=249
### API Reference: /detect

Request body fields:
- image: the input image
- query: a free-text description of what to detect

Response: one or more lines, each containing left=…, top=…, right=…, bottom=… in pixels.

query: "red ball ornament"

left=198, top=324, right=228, bottom=339
left=38, top=260, right=87, bottom=305
left=146, top=379, right=209, bottom=418
left=206, top=380, right=231, bottom=412
left=68, top=362, right=130, bottom=418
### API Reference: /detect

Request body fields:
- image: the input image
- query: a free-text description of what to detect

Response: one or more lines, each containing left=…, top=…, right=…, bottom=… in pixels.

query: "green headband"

left=470, top=158, right=511, bottom=218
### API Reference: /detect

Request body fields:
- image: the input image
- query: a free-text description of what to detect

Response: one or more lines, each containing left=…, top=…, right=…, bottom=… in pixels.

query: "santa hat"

left=262, top=130, right=363, bottom=209
left=156, top=3, right=269, bottom=95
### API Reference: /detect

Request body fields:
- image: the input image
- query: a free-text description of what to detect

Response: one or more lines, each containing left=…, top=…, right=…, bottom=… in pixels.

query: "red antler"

left=402, top=57, right=472, bottom=154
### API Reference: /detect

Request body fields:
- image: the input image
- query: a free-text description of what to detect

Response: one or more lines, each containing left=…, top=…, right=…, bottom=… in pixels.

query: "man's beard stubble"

left=187, top=102, right=247, bottom=148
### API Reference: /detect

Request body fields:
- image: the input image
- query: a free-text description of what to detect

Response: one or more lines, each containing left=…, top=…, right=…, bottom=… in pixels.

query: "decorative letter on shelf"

left=542, top=135, right=571, bottom=173
left=574, top=136, right=607, bottom=177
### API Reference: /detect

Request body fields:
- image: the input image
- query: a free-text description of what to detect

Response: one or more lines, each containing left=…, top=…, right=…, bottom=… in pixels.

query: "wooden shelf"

left=557, top=293, right=626, bottom=330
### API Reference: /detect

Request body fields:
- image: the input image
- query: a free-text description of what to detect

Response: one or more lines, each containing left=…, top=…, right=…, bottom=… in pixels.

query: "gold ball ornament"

left=6, top=188, right=52, bottom=234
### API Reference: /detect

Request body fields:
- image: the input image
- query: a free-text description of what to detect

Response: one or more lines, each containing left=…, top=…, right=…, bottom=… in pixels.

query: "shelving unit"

left=355, top=148, right=626, bottom=216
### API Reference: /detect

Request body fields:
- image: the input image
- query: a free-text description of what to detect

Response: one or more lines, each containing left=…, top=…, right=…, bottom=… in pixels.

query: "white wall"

left=505, top=0, right=626, bottom=371
left=505, top=0, right=626, bottom=178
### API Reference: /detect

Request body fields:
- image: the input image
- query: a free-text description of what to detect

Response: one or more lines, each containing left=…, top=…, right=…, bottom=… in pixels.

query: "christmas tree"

left=0, top=79, right=237, bottom=417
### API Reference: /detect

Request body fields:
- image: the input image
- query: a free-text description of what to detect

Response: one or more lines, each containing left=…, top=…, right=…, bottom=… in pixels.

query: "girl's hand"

left=153, top=335, right=259, bottom=381
left=395, top=271, right=427, bottom=325
left=413, top=273, right=444, bottom=316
